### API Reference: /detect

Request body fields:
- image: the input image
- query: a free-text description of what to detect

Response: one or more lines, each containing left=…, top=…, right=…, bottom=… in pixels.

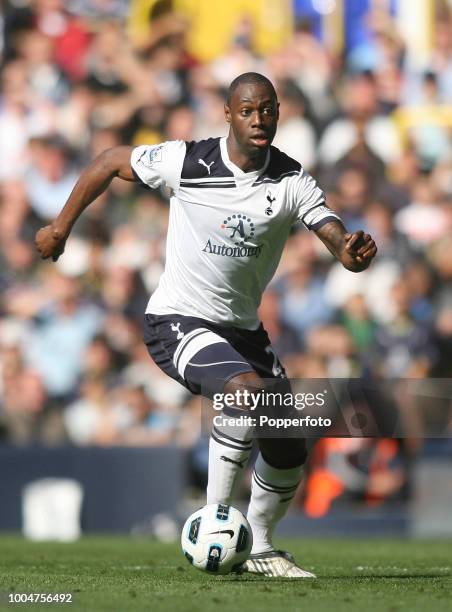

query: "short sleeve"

left=130, top=140, right=186, bottom=191
left=295, top=168, right=341, bottom=230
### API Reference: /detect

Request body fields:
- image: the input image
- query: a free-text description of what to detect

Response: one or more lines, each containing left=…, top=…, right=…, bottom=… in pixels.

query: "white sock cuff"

left=254, top=454, right=303, bottom=487
left=212, top=407, right=254, bottom=443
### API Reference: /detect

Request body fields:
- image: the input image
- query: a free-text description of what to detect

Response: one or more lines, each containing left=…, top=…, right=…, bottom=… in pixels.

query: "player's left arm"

left=314, top=220, right=377, bottom=272
left=294, top=168, right=377, bottom=271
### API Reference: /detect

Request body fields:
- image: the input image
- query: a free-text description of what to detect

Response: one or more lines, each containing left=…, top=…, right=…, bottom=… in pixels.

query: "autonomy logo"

left=202, top=213, right=262, bottom=258
left=221, top=214, right=255, bottom=246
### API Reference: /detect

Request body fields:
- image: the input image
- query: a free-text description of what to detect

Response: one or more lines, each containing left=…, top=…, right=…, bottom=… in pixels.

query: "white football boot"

left=244, top=550, right=316, bottom=578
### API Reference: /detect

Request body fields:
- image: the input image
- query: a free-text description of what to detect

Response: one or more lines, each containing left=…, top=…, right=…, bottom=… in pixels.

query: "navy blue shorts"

left=143, top=313, right=287, bottom=396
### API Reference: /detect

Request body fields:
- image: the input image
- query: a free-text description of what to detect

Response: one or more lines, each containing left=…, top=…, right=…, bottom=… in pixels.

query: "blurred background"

left=0, top=0, right=451, bottom=540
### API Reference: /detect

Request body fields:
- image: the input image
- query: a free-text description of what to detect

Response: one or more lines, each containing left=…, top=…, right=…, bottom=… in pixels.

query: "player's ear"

left=276, top=102, right=280, bottom=121
left=224, top=103, right=231, bottom=123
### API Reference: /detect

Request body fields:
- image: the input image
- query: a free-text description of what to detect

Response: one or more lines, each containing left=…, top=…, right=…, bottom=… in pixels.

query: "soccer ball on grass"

left=181, top=503, right=252, bottom=574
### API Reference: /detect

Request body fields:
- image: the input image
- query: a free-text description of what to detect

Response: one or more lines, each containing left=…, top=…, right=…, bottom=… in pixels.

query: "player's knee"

left=259, top=437, right=308, bottom=469
left=223, top=371, right=265, bottom=411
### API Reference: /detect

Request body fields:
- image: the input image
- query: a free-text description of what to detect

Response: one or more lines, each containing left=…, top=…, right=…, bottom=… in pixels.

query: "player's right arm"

left=35, top=146, right=135, bottom=261
left=35, top=140, right=185, bottom=262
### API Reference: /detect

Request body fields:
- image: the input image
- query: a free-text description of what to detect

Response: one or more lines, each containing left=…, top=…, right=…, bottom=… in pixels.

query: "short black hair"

left=226, top=72, right=277, bottom=105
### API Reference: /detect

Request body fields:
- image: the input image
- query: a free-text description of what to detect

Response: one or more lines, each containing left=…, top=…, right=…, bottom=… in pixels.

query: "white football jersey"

left=131, top=137, right=340, bottom=330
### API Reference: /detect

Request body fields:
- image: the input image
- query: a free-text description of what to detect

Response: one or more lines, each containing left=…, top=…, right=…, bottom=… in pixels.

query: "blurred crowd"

left=0, top=0, right=451, bottom=507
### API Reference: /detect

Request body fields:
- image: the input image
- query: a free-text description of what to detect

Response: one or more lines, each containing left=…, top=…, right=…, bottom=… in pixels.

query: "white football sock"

left=247, top=453, right=303, bottom=554
left=206, top=411, right=253, bottom=504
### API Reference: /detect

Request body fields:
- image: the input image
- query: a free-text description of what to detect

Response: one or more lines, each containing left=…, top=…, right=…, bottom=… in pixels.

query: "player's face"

left=225, top=83, right=279, bottom=154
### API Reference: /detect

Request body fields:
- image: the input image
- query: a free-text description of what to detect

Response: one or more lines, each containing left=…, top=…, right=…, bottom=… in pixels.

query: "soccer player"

left=35, top=72, right=377, bottom=578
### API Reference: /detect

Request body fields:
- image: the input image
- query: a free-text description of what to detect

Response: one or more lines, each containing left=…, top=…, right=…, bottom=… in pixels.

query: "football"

left=181, top=503, right=253, bottom=574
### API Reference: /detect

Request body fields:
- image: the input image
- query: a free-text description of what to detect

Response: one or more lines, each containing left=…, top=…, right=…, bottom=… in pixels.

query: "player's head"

left=225, top=72, right=279, bottom=155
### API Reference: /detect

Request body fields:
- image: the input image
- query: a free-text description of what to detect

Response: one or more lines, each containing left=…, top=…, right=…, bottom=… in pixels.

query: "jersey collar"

left=220, top=137, right=270, bottom=178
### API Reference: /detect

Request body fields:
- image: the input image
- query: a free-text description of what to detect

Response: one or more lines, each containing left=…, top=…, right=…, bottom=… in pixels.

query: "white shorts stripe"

left=186, top=360, right=250, bottom=368
left=174, top=330, right=228, bottom=379
left=173, top=327, right=209, bottom=369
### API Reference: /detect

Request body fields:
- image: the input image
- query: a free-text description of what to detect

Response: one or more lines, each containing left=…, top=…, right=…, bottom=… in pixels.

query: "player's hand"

left=344, top=230, right=377, bottom=269
left=35, top=223, right=69, bottom=262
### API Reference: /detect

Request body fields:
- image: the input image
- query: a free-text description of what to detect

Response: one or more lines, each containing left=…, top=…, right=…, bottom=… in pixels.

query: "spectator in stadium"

left=114, top=383, right=178, bottom=446
left=272, top=79, right=317, bottom=171
left=275, top=258, right=335, bottom=347
left=15, top=27, right=69, bottom=104
left=0, top=179, right=36, bottom=280
left=331, top=166, right=371, bottom=234
left=63, top=372, right=131, bottom=446
left=394, top=174, right=451, bottom=249
left=257, top=289, right=303, bottom=360
left=0, top=60, right=31, bottom=181
left=373, top=279, right=437, bottom=378
left=0, top=342, right=64, bottom=445
left=363, top=200, right=413, bottom=265
left=318, top=71, right=401, bottom=166
left=25, top=135, right=80, bottom=223
left=338, top=294, right=377, bottom=356
left=23, top=268, right=104, bottom=402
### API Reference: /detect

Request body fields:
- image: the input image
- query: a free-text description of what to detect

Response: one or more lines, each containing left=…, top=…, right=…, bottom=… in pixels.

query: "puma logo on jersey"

left=265, top=192, right=276, bottom=216
left=198, top=158, right=214, bottom=174
left=170, top=322, right=184, bottom=340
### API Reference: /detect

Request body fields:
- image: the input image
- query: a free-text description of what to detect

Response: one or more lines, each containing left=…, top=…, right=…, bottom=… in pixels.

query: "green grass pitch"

left=0, top=535, right=450, bottom=612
